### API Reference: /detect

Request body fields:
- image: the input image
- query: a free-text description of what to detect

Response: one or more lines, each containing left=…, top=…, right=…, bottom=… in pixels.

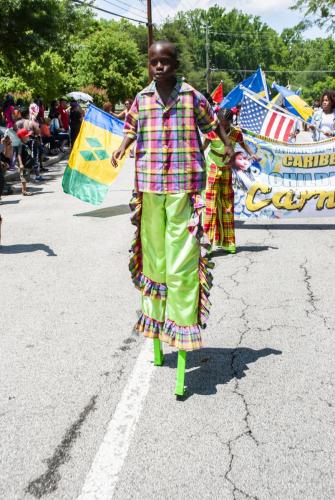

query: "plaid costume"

left=204, top=127, right=244, bottom=247
left=124, top=78, right=217, bottom=193
left=127, top=79, right=217, bottom=350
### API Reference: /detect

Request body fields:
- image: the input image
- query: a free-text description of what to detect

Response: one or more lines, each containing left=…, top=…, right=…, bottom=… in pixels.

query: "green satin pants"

left=141, top=192, right=200, bottom=326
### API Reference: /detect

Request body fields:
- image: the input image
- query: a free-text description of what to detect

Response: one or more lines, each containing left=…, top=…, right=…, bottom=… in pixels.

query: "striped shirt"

left=124, top=78, right=218, bottom=193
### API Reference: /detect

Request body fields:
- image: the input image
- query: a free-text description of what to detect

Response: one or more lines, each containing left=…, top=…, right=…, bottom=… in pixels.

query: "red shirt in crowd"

left=57, top=104, right=69, bottom=131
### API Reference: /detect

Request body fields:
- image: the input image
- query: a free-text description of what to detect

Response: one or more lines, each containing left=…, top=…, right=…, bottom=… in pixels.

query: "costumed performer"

left=112, top=41, right=233, bottom=396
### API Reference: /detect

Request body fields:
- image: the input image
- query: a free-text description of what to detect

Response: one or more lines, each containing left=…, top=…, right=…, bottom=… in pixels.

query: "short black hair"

left=149, top=40, right=179, bottom=61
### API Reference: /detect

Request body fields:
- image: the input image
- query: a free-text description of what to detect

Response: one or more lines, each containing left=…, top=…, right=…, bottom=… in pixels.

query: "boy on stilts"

left=112, top=41, right=233, bottom=396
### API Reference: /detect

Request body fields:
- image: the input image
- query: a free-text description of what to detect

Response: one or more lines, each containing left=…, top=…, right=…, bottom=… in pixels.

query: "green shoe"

left=221, top=244, right=236, bottom=254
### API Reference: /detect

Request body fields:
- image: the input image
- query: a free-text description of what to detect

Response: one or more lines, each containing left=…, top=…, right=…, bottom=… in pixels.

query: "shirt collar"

left=141, top=77, right=191, bottom=110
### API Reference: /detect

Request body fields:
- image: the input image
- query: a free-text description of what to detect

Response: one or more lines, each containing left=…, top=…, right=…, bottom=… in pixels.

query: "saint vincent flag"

left=62, top=104, right=125, bottom=205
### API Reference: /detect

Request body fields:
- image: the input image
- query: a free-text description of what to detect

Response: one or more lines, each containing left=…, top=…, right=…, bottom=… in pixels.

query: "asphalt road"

left=1, top=156, right=335, bottom=500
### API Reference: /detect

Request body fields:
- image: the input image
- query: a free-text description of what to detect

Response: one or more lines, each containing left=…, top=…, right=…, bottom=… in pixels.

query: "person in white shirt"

left=310, top=90, right=335, bottom=141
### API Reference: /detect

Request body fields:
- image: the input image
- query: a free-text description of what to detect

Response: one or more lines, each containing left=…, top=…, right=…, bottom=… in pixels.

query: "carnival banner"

left=234, top=132, right=335, bottom=219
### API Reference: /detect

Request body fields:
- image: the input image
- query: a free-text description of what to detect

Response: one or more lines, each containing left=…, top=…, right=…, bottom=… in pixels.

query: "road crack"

left=25, top=395, right=97, bottom=498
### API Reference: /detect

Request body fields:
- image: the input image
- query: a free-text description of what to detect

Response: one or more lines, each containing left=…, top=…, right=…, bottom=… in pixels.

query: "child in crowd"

left=112, top=41, right=233, bottom=395
left=17, top=128, right=34, bottom=196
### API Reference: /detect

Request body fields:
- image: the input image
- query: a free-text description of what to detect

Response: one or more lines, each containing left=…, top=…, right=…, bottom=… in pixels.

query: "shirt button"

left=162, top=145, right=168, bottom=151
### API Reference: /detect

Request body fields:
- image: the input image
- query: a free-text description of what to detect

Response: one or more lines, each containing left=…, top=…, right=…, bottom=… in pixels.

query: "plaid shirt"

left=124, top=78, right=218, bottom=193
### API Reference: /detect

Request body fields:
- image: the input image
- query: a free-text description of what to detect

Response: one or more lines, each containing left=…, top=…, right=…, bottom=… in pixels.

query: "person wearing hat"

left=17, top=128, right=34, bottom=196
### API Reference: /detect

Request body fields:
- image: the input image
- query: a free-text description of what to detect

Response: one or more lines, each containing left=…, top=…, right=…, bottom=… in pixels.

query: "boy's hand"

left=111, top=137, right=135, bottom=168
left=111, top=147, right=126, bottom=168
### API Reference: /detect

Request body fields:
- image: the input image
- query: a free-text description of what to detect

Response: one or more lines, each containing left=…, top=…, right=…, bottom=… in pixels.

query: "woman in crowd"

left=3, top=95, right=15, bottom=129
left=310, top=90, right=335, bottom=141
left=112, top=98, right=132, bottom=120
left=49, top=100, right=69, bottom=150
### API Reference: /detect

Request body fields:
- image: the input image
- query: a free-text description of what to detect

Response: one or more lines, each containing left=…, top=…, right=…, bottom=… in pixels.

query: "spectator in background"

left=313, top=98, right=320, bottom=112
left=28, top=103, right=48, bottom=178
left=112, top=99, right=135, bottom=157
left=1, top=133, right=13, bottom=167
left=310, top=90, right=335, bottom=141
left=112, top=99, right=132, bottom=120
left=15, top=108, right=31, bottom=131
left=17, top=128, right=34, bottom=196
left=49, top=99, right=60, bottom=119
left=3, top=95, right=15, bottom=129
left=0, top=134, right=14, bottom=196
left=40, top=118, right=58, bottom=153
left=57, top=98, right=69, bottom=131
left=36, top=97, right=45, bottom=124
left=69, top=101, right=83, bottom=147
left=103, top=102, right=114, bottom=114
left=50, top=109, right=69, bottom=150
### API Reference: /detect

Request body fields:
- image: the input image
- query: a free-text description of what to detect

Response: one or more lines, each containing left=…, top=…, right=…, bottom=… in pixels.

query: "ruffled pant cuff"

left=135, top=315, right=202, bottom=351
left=160, top=319, right=202, bottom=351
left=135, top=313, right=163, bottom=339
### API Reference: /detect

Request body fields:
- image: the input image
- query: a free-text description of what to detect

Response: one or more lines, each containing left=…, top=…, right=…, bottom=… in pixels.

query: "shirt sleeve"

left=194, top=91, right=218, bottom=134
left=123, top=96, right=139, bottom=139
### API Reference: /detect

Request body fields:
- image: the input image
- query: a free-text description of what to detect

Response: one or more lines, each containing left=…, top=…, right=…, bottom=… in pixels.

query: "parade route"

left=1, top=157, right=335, bottom=500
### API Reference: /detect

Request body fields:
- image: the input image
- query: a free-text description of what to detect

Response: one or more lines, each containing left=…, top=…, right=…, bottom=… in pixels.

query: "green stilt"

left=153, top=338, right=164, bottom=366
left=175, top=350, right=187, bottom=397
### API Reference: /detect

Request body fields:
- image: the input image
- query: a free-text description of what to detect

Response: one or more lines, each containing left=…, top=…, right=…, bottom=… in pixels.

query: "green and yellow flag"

left=62, top=104, right=125, bottom=205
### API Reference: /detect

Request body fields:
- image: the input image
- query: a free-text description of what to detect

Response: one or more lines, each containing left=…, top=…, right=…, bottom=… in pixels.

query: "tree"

left=292, top=0, right=335, bottom=31
left=71, top=22, right=146, bottom=102
left=0, top=0, right=95, bottom=63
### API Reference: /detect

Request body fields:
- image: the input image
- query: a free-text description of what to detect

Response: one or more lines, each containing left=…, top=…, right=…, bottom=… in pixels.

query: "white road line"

left=77, top=340, right=155, bottom=500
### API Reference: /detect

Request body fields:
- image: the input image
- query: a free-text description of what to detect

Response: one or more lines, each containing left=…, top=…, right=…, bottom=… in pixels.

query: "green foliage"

left=23, top=51, right=68, bottom=102
left=1, top=1, right=335, bottom=105
left=80, top=86, right=108, bottom=108
left=292, top=0, right=335, bottom=31
left=71, top=22, right=145, bottom=102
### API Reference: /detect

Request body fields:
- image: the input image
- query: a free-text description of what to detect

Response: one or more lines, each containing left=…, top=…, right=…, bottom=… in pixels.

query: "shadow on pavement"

left=0, top=243, right=56, bottom=256
left=74, top=204, right=130, bottom=218
left=162, top=346, right=282, bottom=400
left=0, top=199, right=20, bottom=205
left=211, top=245, right=278, bottom=257
left=236, top=221, right=335, bottom=230
left=29, top=190, right=55, bottom=196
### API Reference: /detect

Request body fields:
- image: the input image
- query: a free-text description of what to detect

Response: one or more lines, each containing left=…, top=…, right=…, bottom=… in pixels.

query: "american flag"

left=240, top=93, right=296, bottom=142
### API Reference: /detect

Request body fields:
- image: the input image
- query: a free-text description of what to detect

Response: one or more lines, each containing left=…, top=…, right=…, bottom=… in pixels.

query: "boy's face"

left=148, top=43, right=179, bottom=82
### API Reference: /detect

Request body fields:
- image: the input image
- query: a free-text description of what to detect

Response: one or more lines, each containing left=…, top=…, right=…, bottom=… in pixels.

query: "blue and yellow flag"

left=272, top=83, right=313, bottom=123
left=62, top=104, right=125, bottom=205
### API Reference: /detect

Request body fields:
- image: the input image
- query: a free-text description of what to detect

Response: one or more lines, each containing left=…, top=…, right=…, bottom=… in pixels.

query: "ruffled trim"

left=129, top=192, right=167, bottom=299
left=188, top=193, right=215, bottom=329
left=129, top=191, right=143, bottom=289
left=137, top=274, right=167, bottom=299
left=160, top=319, right=202, bottom=351
left=199, top=252, right=214, bottom=327
left=135, top=312, right=163, bottom=339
